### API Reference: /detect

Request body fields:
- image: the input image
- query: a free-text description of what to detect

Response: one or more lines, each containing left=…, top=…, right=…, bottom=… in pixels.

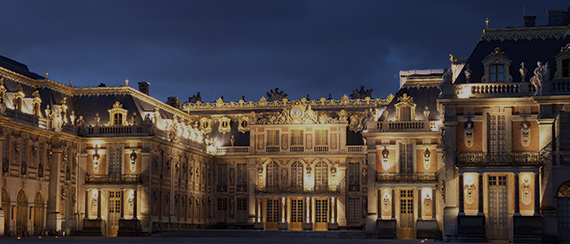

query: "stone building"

left=1, top=4, right=570, bottom=243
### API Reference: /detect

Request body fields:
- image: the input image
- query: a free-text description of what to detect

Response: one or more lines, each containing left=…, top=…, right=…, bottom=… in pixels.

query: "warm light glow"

left=464, top=173, right=474, bottom=186
left=457, top=86, right=472, bottom=99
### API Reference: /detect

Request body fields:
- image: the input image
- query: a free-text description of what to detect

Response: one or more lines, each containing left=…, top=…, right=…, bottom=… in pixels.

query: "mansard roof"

left=0, top=55, right=44, bottom=80
left=454, top=24, right=570, bottom=84
left=384, top=83, right=441, bottom=121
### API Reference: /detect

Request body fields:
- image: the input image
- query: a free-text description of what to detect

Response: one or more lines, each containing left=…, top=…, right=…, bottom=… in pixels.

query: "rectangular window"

left=560, top=112, right=570, bottom=150
left=399, top=143, right=413, bottom=173
left=291, top=130, right=303, bottom=146
left=217, top=163, right=227, bottom=192
left=236, top=163, right=247, bottom=191
left=267, top=130, right=279, bottom=147
left=347, top=198, right=361, bottom=224
left=490, top=64, right=504, bottom=82
left=488, top=114, right=507, bottom=153
left=216, top=198, right=227, bottom=223
left=348, top=163, right=360, bottom=191
left=236, top=198, right=248, bottom=223
left=315, top=130, right=328, bottom=146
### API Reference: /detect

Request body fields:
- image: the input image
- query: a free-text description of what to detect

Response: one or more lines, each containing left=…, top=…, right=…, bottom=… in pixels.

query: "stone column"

left=514, top=173, right=520, bottom=216
left=392, top=187, right=396, bottom=220
left=96, top=189, right=102, bottom=220
left=377, top=188, right=381, bottom=220
left=432, top=187, right=436, bottom=220
left=534, top=172, right=541, bottom=216
left=478, top=173, right=484, bottom=216
left=84, top=189, right=89, bottom=220
left=333, top=196, right=337, bottom=224
left=417, top=187, right=423, bottom=220
left=254, top=196, right=259, bottom=224
left=458, top=172, right=464, bottom=215
left=133, top=189, right=138, bottom=220
left=365, top=148, right=377, bottom=234
left=46, top=140, right=63, bottom=232
left=120, top=189, right=125, bottom=219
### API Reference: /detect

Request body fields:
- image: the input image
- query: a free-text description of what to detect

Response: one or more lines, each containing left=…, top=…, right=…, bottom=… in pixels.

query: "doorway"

left=107, top=190, right=121, bottom=236
left=265, top=198, right=279, bottom=230
left=314, top=197, right=328, bottom=231
left=487, top=175, right=508, bottom=241
left=399, top=189, right=414, bottom=238
left=290, top=197, right=303, bottom=230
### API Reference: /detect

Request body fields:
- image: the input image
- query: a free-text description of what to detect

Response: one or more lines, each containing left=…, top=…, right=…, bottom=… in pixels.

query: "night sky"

left=0, top=1, right=565, bottom=103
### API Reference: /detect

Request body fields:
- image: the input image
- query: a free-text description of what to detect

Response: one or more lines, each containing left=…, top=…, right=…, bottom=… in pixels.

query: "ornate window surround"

left=394, top=93, right=416, bottom=121
left=481, top=47, right=513, bottom=83
left=108, top=101, right=128, bottom=126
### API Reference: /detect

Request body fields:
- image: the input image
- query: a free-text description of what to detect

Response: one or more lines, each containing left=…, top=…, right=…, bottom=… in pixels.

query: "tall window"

left=347, top=198, right=361, bottom=224
left=348, top=163, right=360, bottom=191
left=315, top=130, right=328, bottom=146
left=217, top=163, right=227, bottom=192
left=291, top=130, right=304, bottom=152
left=267, top=130, right=279, bottom=152
left=114, top=113, right=123, bottom=125
left=291, top=161, right=303, bottom=188
left=266, top=161, right=279, bottom=187
left=236, top=198, right=248, bottom=223
left=490, top=64, right=504, bottom=82
left=216, top=198, right=227, bottom=223
left=399, top=143, right=413, bottom=174
left=315, top=161, right=328, bottom=189
left=400, top=106, right=411, bottom=121
left=488, top=114, right=506, bottom=153
left=563, top=59, right=570, bottom=78
left=236, top=163, right=247, bottom=191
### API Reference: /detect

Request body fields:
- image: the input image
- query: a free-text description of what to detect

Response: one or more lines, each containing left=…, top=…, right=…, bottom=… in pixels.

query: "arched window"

left=315, top=161, right=328, bottom=188
left=266, top=161, right=279, bottom=187
left=558, top=181, right=570, bottom=197
left=490, top=64, right=504, bottom=82
left=291, top=161, right=303, bottom=188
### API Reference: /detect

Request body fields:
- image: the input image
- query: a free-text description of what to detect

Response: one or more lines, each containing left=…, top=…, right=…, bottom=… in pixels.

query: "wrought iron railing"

left=86, top=125, right=151, bottom=136
left=216, top=146, right=249, bottom=154
left=85, top=174, right=142, bottom=184
left=456, top=151, right=541, bottom=167
left=376, top=172, right=437, bottom=183
left=375, top=121, right=431, bottom=132
left=254, top=184, right=340, bottom=194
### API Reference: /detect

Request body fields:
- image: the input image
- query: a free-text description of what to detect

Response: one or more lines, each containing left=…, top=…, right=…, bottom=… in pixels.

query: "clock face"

left=291, top=107, right=303, bottom=119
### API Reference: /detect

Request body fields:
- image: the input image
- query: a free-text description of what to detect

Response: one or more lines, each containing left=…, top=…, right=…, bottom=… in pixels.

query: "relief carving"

left=464, top=122, right=474, bottom=148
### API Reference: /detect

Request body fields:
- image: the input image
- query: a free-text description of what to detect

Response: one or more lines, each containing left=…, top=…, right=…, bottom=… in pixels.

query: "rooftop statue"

left=530, top=61, right=550, bottom=96
left=350, top=86, right=372, bottom=99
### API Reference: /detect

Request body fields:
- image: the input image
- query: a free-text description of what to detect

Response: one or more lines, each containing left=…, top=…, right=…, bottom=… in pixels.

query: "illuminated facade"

left=1, top=5, right=570, bottom=242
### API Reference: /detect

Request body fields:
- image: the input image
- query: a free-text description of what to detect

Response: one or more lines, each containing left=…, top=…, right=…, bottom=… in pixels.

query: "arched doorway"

left=34, top=192, right=44, bottom=236
left=558, top=181, right=570, bottom=240
left=1, top=188, right=9, bottom=236
left=16, top=190, right=27, bottom=237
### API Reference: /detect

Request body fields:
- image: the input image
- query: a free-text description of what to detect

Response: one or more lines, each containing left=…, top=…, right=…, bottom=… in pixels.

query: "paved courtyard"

left=0, top=236, right=508, bottom=244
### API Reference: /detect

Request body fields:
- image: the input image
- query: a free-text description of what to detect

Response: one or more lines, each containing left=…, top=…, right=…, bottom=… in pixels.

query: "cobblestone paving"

left=0, top=236, right=508, bottom=244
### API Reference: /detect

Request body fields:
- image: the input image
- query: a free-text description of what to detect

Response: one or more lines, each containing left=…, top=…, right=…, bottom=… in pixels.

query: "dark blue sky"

left=0, top=1, right=565, bottom=103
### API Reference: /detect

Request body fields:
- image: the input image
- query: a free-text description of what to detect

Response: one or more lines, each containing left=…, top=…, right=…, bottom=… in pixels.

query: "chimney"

left=167, top=97, right=179, bottom=107
left=138, top=82, right=150, bottom=95
left=523, top=15, right=536, bottom=27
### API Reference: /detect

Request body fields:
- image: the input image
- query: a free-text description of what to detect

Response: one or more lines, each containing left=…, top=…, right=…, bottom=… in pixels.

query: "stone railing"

left=453, top=83, right=533, bottom=98
left=374, top=121, right=430, bottom=132
left=254, top=184, right=340, bottom=194
left=376, top=172, right=437, bottom=183
left=456, top=152, right=541, bottom=167
left=85, top=174, right=142, bottom=184
left=347, top=145, right=366, bottom=153
left=216, top=146, right=250, bottom=155
left=3, top=108, right=46, bottom=127
left=86, top=125, right=151, bottom=136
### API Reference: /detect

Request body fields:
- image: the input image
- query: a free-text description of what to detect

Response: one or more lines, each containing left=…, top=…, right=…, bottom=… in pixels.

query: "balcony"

left=456, top=152, right=541, bottom=167
left=347, top=145, right=366, bottom=153
left=85, top=174, right=142, bottom=184
left=216, top=146, right=249, bottom=155
left=254, top=185, right=340, bottom=195
left=314, top=146, right=329, bottom=152
left=374, top=121, right=431, bottom=132
left=376, top=172, right=437, bottom=183
left=290, top=146, right=304, bottom=152
left=86, top=125, right=151, bottom=137
left=3, top=108, right=46, bottom=128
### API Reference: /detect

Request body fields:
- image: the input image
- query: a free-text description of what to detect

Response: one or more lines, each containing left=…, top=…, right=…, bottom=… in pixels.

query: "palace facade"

left=1, top=4, right=570, bottom=243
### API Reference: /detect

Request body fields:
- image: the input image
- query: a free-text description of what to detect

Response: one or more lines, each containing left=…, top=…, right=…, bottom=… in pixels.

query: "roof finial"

left=45, top=71, right=49, bottom=79
left=125, top=78, right=129, bottom=87
left=485, top=17, right=490, bottom=29
left=69, top=79, right=72, bottom=87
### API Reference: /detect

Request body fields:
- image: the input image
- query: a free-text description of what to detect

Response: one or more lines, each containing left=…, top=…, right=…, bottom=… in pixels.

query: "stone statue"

left=438, top=68, right=452, bottom=97
left=464, top=64, right=472, bottom=83
left=530, top=61, right=550, bottom=96
left=521, top=121, right=531, bottom=147
left=520, top=62, right=528, bottom=82
left=464, top=122, right=474, bottom=148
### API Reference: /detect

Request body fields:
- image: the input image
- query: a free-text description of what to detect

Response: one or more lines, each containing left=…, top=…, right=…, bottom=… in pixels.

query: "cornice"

left=480, top=25, right=570, bottom=42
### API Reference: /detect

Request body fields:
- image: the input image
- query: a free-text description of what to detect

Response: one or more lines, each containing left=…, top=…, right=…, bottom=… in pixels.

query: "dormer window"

left=490, top=64, right=504, bottom=82
left=482, top=47, right=512, bottom=83
left=394, top=93, right=416, bottom=121
left=563, top=59, right=570, bottom=77
left=108, top=101, right=128, bottom=126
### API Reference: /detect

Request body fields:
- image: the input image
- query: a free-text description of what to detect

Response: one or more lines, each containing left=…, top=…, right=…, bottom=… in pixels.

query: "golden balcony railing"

left=376, top=172, right=437, bottom=183
left=254, top=185, right=339, bottom=194
left=85, top=174, right=142, bottom=184
left=456, top=152, right=541, bottom=167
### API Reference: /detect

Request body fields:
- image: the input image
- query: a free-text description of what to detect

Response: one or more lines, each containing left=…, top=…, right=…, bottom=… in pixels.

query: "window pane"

left=490, top=65, right=496, bottom=73
left=497, top=65, right=503, bottom=72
